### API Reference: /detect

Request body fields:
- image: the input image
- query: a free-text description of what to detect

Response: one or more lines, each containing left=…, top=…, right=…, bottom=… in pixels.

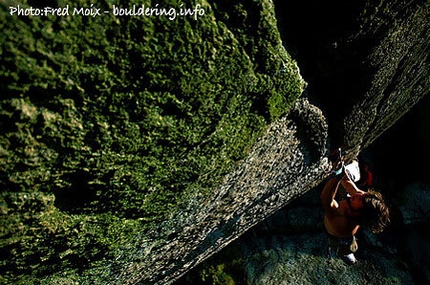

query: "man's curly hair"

left=359, top=189, right=390, bottom=233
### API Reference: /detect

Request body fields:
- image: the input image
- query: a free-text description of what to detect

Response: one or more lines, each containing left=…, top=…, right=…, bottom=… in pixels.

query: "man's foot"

left=342, top=253, right=357, bottom=265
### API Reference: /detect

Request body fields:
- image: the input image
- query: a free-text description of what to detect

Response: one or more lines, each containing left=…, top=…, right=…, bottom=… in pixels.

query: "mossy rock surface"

left=0, top=0, right=304, bottom=283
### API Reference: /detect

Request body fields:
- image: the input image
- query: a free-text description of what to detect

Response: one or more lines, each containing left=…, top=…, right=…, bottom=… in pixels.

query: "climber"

left=321, top=151, right=390, bottom=264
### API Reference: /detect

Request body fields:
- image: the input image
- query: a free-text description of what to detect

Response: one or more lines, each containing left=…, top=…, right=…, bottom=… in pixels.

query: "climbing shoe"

left=342, top=253, right=357, bottom=265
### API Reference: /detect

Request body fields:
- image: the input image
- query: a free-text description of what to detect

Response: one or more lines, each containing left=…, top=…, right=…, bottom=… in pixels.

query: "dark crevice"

left=273, top=1, right=376, bottom=146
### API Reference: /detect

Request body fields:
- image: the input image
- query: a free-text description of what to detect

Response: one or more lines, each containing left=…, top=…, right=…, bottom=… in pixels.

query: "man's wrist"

left=332, top=162, right=345, bottom=180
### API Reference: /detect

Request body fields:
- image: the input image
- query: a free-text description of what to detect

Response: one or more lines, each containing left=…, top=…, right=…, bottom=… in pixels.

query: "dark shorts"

left=328, top=234, right=358, bottom=256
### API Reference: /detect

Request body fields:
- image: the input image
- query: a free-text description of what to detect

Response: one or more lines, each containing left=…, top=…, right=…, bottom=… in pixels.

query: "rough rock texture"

left=242, top=233, right=415, bottom=285
left=142, top=1, right=428, bottom=284
left=342, top=0, right=430, bottom=151
left=1, top=0, right=305, bottom=283
left=114, top=98, right=329, bottom=284
left=275, top=0, right=429, bottom=153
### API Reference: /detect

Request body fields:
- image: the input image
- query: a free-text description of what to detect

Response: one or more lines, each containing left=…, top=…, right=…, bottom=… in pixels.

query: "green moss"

left=0, top=0, right=304, bottom=282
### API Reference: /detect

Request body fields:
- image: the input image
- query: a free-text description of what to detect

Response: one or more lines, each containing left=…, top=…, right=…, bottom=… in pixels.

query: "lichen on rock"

left=0, top=0, right=304, bottom=283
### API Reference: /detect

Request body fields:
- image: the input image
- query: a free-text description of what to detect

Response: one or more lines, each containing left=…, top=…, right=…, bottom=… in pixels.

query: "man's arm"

left=340, top=173, right=366, bottom=196
left=321, top=177, right=341, bottom=211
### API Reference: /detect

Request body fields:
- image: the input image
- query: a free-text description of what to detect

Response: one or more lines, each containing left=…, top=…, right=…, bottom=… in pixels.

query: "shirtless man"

left=321, top=167, right=390, bottom=264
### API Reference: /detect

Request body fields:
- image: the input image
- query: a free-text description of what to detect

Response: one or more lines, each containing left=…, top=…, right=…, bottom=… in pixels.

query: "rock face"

left=136, top=1, right=428, bottom=284
left=276, top=0, right=429, bottom=153
left=115, top=98, right=330, bottom=284
left=1, top=0, right=305, bottom=283
left=0, top=0, right=428, bottom=284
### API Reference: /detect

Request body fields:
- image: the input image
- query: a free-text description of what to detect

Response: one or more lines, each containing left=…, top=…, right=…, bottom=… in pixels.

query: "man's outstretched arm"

left=321, top=177, right=341, bottom=211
